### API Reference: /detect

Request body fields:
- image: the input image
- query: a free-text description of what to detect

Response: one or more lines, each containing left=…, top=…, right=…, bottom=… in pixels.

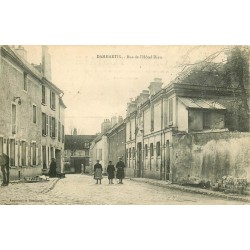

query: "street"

left=0, top=174, right=248, bottom=205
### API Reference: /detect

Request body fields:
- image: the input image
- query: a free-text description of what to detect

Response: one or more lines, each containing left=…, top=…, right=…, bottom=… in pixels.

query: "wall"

left=144, top=108, right=151, bottom=135
left=91, top=136, right=108, bottom=173
left=154, top=100, right=162, bottom=132
left=107, top=126, right=126, bottom=167
left=143, top=133, right=162, bottom=180
left=177, top=100, right=188, bottom=132
left=0, top=53, right=42, bottom=179
left=171, top=131, right=250, bottom=183
left=0, top=47, right=65, bottom=180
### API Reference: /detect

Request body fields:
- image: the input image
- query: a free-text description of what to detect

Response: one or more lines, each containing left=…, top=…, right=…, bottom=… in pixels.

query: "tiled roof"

left=64, top=135, right=96, bottom=150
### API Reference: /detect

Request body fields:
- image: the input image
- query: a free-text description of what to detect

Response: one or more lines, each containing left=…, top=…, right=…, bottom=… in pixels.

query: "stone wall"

left=171, top=131, right=250, bottom=183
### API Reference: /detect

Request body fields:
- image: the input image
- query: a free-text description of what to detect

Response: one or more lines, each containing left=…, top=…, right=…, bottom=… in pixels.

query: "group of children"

left=93, top=158, right=125, bottom=184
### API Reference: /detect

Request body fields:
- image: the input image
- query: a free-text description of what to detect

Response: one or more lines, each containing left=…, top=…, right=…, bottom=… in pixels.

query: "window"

left=85, top=149, right=89, bottom=157
left=42, top=145, right=47, bottom=169
left=132, top=147, right=135, bottom=158
left=21, top=141, right=26, bottom=166
left=10, top=139, right=15, bottom=166
left=31, top=142, right=36, bottom=165
left=126, top=149, right=129, bottom=158
left=42, top=113, right=46, bottom=135
left=151, top=105, right=154, bottom=131
left=169, top=98, right=173, bottom=123
left=42, top=85, right=46, bottom=104
left=33, top=105, right=37, bottom=124
left=12, top=104, right=17, bottom=134
left=58, top=121, right=61, bottom=141
left=51, top=117, right=56, bottom=138
left=23, top=72, right=28, bottom=91
left=156, top=142, right=161, bottom=157
left=145, top=144, right=148, bottom=157
left=50, top=90, right=56, bottom=110
left=150, top=143, right=154, bottom=157
left=129, top=148, right=131, bottom=159
left=84, top=142, right=90, bottom=148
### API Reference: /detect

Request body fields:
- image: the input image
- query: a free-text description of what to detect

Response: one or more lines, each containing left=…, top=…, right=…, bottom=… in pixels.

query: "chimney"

left=111, top=116, right=118, bottom=127
left=148, top=78, right=163, bottom=96
left=73, top=128, right=77, bottom=135
left=138, top=90, right=150, bottom=105
left=15, top=46, right=27, bottom=60
left=126, top=99, right=137, bottom=116
left=101, top=119, right=111, bottom=133
left=118, top=116, right=123, bottom=123
left=42, top=46, right=52, bottom=81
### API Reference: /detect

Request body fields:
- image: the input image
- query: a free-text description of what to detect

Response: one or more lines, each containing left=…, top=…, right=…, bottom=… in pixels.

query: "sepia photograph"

left=0, top=45, right=250, bottom=205
left=1, top=1, right=250, bottom=250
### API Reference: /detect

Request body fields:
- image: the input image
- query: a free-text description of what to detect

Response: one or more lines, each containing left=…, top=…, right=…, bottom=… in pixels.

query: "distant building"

left=90, top=116, right=123, bottom=173
left=0, top=45, right=66, bottom=180
left=106, top=120, right=126, bottom=167
left=64, top=132, right=96, bottom=173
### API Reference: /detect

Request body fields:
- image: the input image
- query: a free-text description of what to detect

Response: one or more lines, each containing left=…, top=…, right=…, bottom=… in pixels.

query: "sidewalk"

left=130, top=178, right=250, bottom=203
left=0, top=177, right=61, bottom=205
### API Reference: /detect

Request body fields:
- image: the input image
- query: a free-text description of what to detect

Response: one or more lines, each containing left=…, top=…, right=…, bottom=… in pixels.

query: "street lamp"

left=13, top=97, right=22, bottom=105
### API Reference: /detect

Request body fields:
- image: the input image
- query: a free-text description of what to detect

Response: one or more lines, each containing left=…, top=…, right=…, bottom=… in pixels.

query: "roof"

left=1, top=45, right=64, bottom=94
left=64, top=135, right=96, bottom=150
left=178, top=97, right=226, bottom=110
left=106, top=121, right=125, bottom=136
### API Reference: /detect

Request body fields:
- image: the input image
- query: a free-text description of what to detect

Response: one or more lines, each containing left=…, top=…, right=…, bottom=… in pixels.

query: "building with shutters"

left=0, top=45, right=66, bottom=181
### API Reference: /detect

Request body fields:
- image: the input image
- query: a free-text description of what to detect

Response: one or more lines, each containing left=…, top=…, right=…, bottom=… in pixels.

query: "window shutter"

left=49, top=116, right=52, bottom=137
left=46, top=115, right=49, bottom=135
left=15, top=142, right=18, bottom=167
left=50, top=90, right=52, bottom=109
left=19, top=143, right=22, bottom=166
left=55, top=118, right=57, bottom=138
left=36, top=147, right=38, bottom=165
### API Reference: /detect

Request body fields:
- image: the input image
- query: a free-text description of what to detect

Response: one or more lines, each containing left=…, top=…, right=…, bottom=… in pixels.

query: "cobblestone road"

left=0, top=174, right=248, bottom=205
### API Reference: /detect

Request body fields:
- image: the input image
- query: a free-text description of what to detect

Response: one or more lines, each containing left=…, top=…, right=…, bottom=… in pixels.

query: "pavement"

left=0, top=178, right=60, bottom=205
left=0, top=174, right=249, bottom=205
left=130, top=177, right=250, bottom=203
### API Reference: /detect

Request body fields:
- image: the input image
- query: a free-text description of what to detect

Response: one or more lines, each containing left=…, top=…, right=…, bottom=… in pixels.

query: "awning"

left=178, top=97, right=226, bottom=110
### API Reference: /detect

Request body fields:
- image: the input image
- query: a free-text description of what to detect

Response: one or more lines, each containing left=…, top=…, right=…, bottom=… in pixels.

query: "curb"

left=42, top=178, right=60, bottom=193
left=130, top=178, right=250, bottom=203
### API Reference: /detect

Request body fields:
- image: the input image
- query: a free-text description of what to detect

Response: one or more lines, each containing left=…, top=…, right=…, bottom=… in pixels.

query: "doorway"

left=166, top=140, right=170, bottom=180
left=137, top=142, right=142, bottom=177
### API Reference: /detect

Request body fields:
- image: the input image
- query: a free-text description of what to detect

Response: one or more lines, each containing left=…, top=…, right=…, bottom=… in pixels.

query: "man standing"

left=116, top=157, right=125, bottom=184
left=0, top=153, right=10, bottom=186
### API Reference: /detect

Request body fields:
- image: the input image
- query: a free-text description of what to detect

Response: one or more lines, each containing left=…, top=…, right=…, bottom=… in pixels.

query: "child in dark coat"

left=107, top=161, right=115, bottom=184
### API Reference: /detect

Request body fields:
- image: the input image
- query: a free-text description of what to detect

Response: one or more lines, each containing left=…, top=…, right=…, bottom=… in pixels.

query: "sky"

left=23, top=45, right=228, bottom=135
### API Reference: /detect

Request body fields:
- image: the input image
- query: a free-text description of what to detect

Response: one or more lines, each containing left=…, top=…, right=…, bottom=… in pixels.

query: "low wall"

left=172, top=131, right=250, bottom=183
left=0, top=166, right=43, bottom=182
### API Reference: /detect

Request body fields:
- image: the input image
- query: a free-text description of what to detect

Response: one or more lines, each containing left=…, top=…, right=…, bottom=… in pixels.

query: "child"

left=107, top=161, right=115, bottom=184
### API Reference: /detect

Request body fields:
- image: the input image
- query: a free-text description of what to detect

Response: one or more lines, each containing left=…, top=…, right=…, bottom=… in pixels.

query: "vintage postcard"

left=0, top=45, right=249, bottom=205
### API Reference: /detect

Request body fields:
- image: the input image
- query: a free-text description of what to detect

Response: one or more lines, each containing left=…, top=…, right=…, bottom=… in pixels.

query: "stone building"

left=106, top=120, right=126, bottom=167
left=0, top=45, right=66, bottom=180
left=125, top=49, right=250, bottom=183
left=90, top=117, right=125, bottom=173
left=64, top=131, right=96, bottom=173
